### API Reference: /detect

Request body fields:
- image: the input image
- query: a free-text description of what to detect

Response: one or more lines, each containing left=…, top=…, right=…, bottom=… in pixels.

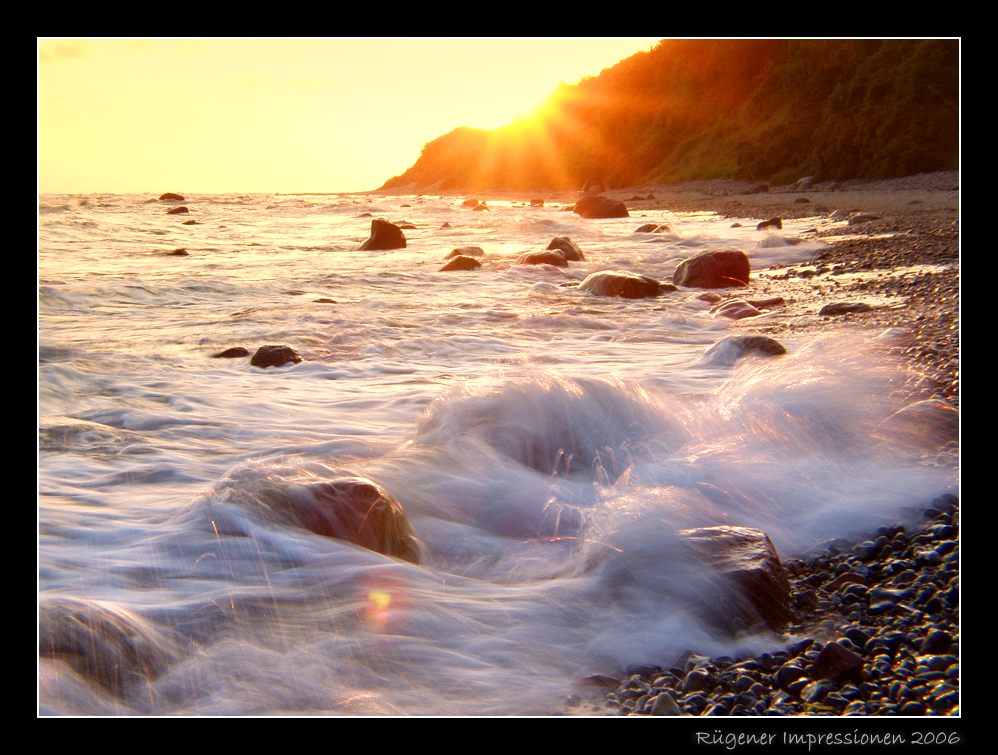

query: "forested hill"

left=379, top=39, right=958, bottom=192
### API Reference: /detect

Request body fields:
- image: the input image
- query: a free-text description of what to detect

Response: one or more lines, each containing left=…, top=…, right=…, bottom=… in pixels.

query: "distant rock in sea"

left=212, top=347, right=250, bottom=358
left=445, top=246, right=484, bottom=259
left=757, top=217, right=782, bottom=231
left=358, top=219, right=406, bottom=251
left=250, top=345, right=303, bottom=368
left=158, top=192, right=185, bottom=201
left=546, top=237, right=585, bottom=261
left=516, top=250, right=568, bottom=267
left=578, top=270, right=664, bottom=299
left=439, top=255, right=482, bottom=272
left=702, top=335, right=786, bottom=365
left=573, top=195, right=629, bottom=219
left=167, top=206, right=190, bottom=215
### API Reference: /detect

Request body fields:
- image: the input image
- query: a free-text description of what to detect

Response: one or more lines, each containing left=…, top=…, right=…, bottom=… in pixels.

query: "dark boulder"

left=635, top=223, right=671, bottom=233
left=516, top=250, right=568, bottom=267
left=461, top=198, right=482, bottom=208
left=251, top=345, right=303, bottom=368
left=546, top=236, right=584, bottom=261
left=702, top=335, right=786, bottom=366
left=810, top=642, right=864, bottom=682
left=254, top=476, right=420, bottom=563
left=167, top=206, right=190, bottom=215
left=818, top=302, right=873, bottom=316
left=678, top=525, right=791, bottom=633
left=439, top=255, right=481, bottom=272
left=445, top=246, right=485, bottom=259
left=673, top=249, right=751, bottom=288
left=39, top=597, right=179, bottom=695
left=358, top=219, right=407, bottom=251
left=313, top=298, right=338, bottom=304
left=212, top=346, right=250, bottom=358
left=757, top=217, right=782, bottom=231
left=182, top=220, right=200, bottom=225
left=578, top=270, right=664, bottom=299
left=747, top=296, right=785, bottom=310
left=848, top=214, right=880, bottom=225
left=573, top=195, right=629, bottom=219
left=162, top=248, right=188, bottom=256
left=158, top=192, right=185, bottom=201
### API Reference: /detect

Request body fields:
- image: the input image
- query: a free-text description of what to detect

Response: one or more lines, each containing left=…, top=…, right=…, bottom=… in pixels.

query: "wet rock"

left=396, top=221, right=418, bottom=229
left=774, top=662, right=806, bottom=689
left=791, top=176, right=815, bottom=191
left=163, top=248, right=189, bottom=256
left=920, top=630, right=953, bottom=655
left=879, top=399, right=958, bottom=448
left=649, top=692, right=683, bottom=716
left=358, top=219, right=407, bottom=251
left=166, top=206, right=190, bottom=215
left=578, top=270, right=663, bottom=299
left=439, top=255, right=481, bottom=272
left=212, top=347, right=250, bottom=358
left=697, top=292, right=723, bottom=304
left=530, top=198, right=545, bottom=207
left=38, top=597, right=179, bottom=695
left=573, top=195, right=629, bottom=219
left=252, top=477, right=420, bottom=563
left=461, top=198, right=483, bottom=209
left=673, top=249, right=751, bottom=288
left=635, top=223, right=671, bottom=233
left=810, top=642, right=864, bottom=682
left=702, top=335, right=786, bottom=365
left=314, top=298, right=338, bottom=304
left=678, top=525, right=791, bottom=633
left=757, top=217, right=782, bottom=231
left=800, top=679, right=834, bottom=703
left=747, top=297, right=785, bottom=310
left=730, top=222, right=743, bottom=228
left=711, top=299, right=762, bottom=320
left=848, top=214, right=880, bottom=225
left=516, top=250, right=568, bottom=267
left=159, top=192, right=185, bottom=201
left=819, top=302, right=873, bottom=316
left=250, top=345, right=303, bottom=368
left=546, top=236, right=585, bottom=261
left=581, top=674, right=621, bottom=691
left=182, top=220, right=200, bottom=225
left=445, top=246, right=485, bottom=259
left=682, top=668, right=712, bottom=693
left=747, top=184, right=769, bottom=194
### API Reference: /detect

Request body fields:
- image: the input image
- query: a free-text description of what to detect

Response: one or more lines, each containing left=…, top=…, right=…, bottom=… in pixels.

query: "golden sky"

left=38, top=38, right=661, bottom=194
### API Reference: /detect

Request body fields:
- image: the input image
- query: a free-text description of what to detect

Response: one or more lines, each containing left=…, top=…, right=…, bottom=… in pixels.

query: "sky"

left=38, top=38, right=662, bottom=195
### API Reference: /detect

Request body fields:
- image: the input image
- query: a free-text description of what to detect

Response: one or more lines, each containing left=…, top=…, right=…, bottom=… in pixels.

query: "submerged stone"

left=578, top=270, right=663, bottom=299
left=673, top=249, right=751, bottom=288
left=439, top=255, right=481, bottom=272
left=573, top=195, right=629, bottom=219
left=358, top=218, right=407, bottom=251
left=250, top=345, right=303, bottom=368
left=546, top=236, right=585, bottom=261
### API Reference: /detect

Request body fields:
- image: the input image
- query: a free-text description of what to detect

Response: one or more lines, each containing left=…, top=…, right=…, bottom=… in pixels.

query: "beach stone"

left=164, top=248, right=188, bottom=256
left=649, top=692, right=683, bottom=716
left=159, top=192, right=185, bottom=201
left=38, top=597, right=179, bottom=695
left=774, top=662, right=806, bottom=689
left=573, top=195, right=629, bottom=219
left=438, top=255, right=481, bottom=272
left=358, top=219, right=406, bottom=251
left=166, top=206, right=190, bottom=214
left=182, top=220, right=200, bottom=225
left=747, top=184, right=769, bottom=194
left=445, top=246, right=485, bottom=259
left=212, top=347, right=250, bottom=358
left=747, top=296, right=785, bottom=310
left=314, top=298, right=337, bottom=304
left=800, top=680, right=834, bottom=703
left=730, top=222, right=743, bottom=228
left=810, top=641, right=864, bottom=682
left=848, top=214, right=880, bottom=225
left=757, top=217, right=782, bottom=231
left=681, top=668, right=712, bottom=693
left=578, top=270, right=663, bottom=299
left=791, top=176, right=815, bottom=191
left=677, top=525, right=791, bottom=633
left=516, top=250, right=568, bottom=267
left=711, top=299, right=762, bottom=320
left=546, top=236, right=585, bottom=261
left=819, top=302, right=873, bottom=316
left=673, top=249, right=751, bottom=288
left=250, top=345, right=303, bottom=368
left=635, top=223, right=671, bottom=233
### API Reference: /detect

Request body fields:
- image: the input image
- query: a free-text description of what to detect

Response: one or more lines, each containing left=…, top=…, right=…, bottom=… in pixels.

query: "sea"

left=38, top=192, right=958, bottom=715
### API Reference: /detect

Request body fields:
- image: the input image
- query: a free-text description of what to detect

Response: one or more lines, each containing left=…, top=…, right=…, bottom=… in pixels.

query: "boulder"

left=810, top=641, right=864, bottom=682
left=848, top=214, right=880, bottom=225
left=747, top=184, right=769, bottom=194
left=578, top=270, right=665, bottom=299
left=166, top=206, right=190, bottom=215
left=461, top=198, right=482, bottom=208
left=573, top=195, right=629, bottom=219
left=678, top=525, right=791, bottom=633
left=313, top=298, right=338, bottom=304
left=258, top=477, right=420, bottom=563
left=358, top=219, right=407, bottom=251
left=673, top=249, right=751, bottom=288
left=711, top=299, right=762, bottom=320
left=757, top=217, right=782, bottom=231
left=163, top=248, right=188, bottom=256
left=212, top=346, right=250, bottom=358
left=702, top=335, right=786, bottom=366
left=445, top=246, right=485, bottom=259
left=439, top=255, right=481, bottom=272
left=38, top=597, right=179, bottom=695
left=546, top=236, right=585, bottom=261
left=250, top=345, right=303, bottom=368
left=158, top=192, right=185, bottom=201
left=516, top=250, right=568, bottom=267
left=818, top=302, right=873, bottom=316
left=747, top=296, right=785, bottom=310
left=182, top=220, right=200, bottom=225
left=791, top=176, right=815, bottom=191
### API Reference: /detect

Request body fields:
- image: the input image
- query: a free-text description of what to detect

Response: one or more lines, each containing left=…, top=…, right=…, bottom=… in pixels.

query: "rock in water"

left=38, top=597, right=179, bottom=695
left=439, top=255, right=481, bottom=272
left=516, top=250, right=568, bottom=267
left=166, top=206, right=190, bottom=215
left=818, top=302, right=873, bottom=316
left=573, top=195, right=629, bottom=219
left=250, top=345, right=303, bottom=368
left=158, top=192, right=185, bottom=201
left=879, top=399, right=959, bottom=448
left=445, top=246, right=485, bottom=259
left=530, top=198, right=545, bottom=207
left=678, top=525, right=791, bottom=633
left=254, top=477, right=420, bottom=563
left=182, top=220, right=200, bottom=225
left=358, top=219, right=407, bottom=251
left=212, top=346, right=250, bottom=358
left=578, top=270, right=664, bottom=299
left=711, top=300, right=762, bottom=320
left=702, top=335, right=786, bottom=365
left=546, top=236, right=585, bottom=261
left=673, top=249, right=751, bottom=288
left=757, top=217, right=782, bottom=231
